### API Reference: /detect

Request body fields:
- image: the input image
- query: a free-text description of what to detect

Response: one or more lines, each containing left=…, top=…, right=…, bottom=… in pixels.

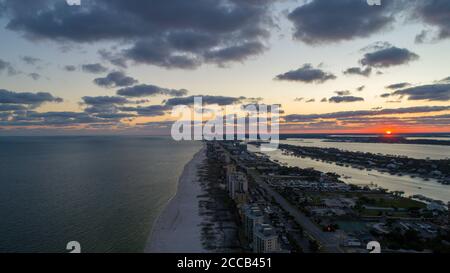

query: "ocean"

left=0, top=136, right=202, bottom=253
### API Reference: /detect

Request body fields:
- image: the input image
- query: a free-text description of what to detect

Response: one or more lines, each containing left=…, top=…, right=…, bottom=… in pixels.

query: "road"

left=247, top=169, right=344, bottom=253
left=222, top=145, right=344, bottom=253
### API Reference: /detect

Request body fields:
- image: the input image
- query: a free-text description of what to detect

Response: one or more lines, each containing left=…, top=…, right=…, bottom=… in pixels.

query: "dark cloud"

left=120, top=105, right=171, bottom=117
left=391, top=83, right=450, bottom=101
left=386, top=82, right=411, bottom=90
left=81, top=63, right=108, bottom=74
left=414, top=30, right=429, bottom=44
left=336, top=113, right=450, bottom=128
left=98, top=49, right=127, bottom=68
left=0, top=58, right=18, bottom=75
left=360, top=46, right=419, bottom=68
left=275, top=64, right=336, bottom=84
left=440, top=76, right=450, bottom=83
left=0, top=104, right=27, bottom=112
left=3, top=111, right=129, bottom=127
left=357, top=85, right=366, bottom=91
left=82, top=96, right=129, bottom=106
left=334, top=90, right=351, bottom=96
left=0, top=89, right=62, bottom=106
left=28, top=72, right=41, bottom=81
left=287, top=0, right=396, bottom=44
left=284, top=106, right=450, bottom=122
left=343, top=67, right=372, bottom=77
left=0, top=0, right=274, bottom=69
left=414, top=0, right=450, bottom=41
left=165, top=95, right=246, bottom=106
left=94, top=71, right=138, bottom=88
left=294, top=98, right=304, bottom=102
left=64, top=65, right=76, bottom=72
left=123, top=39, right=201, bottom=69
left=305, top=99, right=316, bottom=103
left=117, top=84, right=188, bottom=98
left=21, top=56, right=41, bottom=65
left=328, top=96, right=364, bottom=103
left=204, top=42, right=265, bottom=66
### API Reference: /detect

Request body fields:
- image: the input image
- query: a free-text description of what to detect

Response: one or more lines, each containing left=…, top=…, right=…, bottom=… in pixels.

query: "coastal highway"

left=246, top=169, right=344, bottom=253
left=221, top=145, right=344, bottom=253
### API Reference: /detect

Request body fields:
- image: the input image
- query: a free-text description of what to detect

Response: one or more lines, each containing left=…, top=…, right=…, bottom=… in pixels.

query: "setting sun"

left=385, top=130, right=393, bottom=135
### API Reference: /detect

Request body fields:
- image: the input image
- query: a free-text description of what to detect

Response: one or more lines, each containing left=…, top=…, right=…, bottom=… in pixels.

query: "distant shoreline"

left=145, top=144, right=207, bottom=253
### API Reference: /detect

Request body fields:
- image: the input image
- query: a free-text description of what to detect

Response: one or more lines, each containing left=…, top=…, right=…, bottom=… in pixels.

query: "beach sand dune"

left=145, top=145, right=207, bottom=253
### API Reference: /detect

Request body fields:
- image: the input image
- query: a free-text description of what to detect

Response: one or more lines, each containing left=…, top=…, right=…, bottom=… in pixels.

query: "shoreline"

left=249, top=146, right=450, bottom=203
left=145, top=144, right=207, bottom=253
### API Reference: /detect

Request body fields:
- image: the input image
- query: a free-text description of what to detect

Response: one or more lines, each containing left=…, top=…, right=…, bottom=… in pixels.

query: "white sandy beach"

left=145, top=145, right=208, bottom=253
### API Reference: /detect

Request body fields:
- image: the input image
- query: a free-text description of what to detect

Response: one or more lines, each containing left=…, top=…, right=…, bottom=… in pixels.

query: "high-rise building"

left=253, top=223, right=280, bottom=253
left=227, top=170, right=248, bottom=200
left=447, top=202, right=450, bottom=226
left=242, top=205, right=264, bottom=241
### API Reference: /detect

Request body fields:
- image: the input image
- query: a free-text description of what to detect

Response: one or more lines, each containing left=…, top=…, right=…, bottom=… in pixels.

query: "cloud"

left=82, top=96, right=129, bottom=106
left=386, top=82, right=411, bottom=90
left=21, top=56, right=41, bottom=65
left=98, top=49, right=127, bottom=69
left=117, top=84, right=188, bottom=98
left=0, top=58, right=18, bottom=75
left=294, top=98, right=304, bottom=102
left=391, top=83, right=450, bottom=101
left=2, top=110, right=130, bottom=127
left=94, top=71, right=138, bottom=88
left=165, top=95, right=246, bottom=106
left=334, top=90, right=351, bottom=96
left=0, top=104, right=27, bottom=112
left=0, top=0, right=274, bottom=69
left=28, top=72, right=41, bottom=81
left=360, top=45, right=419, bottom=68
left=414, top=30, right=430, bottom=44
left=328, top=96, right=364, bottom=103
left=357, top=85, right=366, bottom=91
left=284, top=105, right=450, bottom=122
left=0, top=89, right=62, bottom=106
left=123, top=39, right=201, bottom=69
left=275, top=64, right=336, bottom=84
left=413, top=0, right=450, bottom=41
left=440, top=76, right=450, bottom=83
left=343, top=67, right=372, bottom=77
left=81, top=63, right=108, bottom=74
left=120, top=105, right=171, bottom=117
left=64, top=65, right=77, bottom=72
left=204, top=42, right=265, bottom=66
left=287, top=0, right=396, bottom=44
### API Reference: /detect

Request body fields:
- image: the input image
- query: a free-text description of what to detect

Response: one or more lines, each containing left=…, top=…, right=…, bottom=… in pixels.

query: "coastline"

left=145, top=144, right=207, bottom=253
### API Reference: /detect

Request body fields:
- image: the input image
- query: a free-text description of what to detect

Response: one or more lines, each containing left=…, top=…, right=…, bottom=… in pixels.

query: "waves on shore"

left=145, top=145, right=208, bottom=253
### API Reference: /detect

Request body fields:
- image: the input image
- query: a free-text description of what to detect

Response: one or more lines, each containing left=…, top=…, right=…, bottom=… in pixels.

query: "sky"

left=0, top=0, right=449, bottom=135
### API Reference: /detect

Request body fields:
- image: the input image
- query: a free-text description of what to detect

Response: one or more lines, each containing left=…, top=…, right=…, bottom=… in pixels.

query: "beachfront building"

left=226, top=164, right=236, bottom=179
left=253, top=223, right=280, bottom=253
left=448, top=202, right=450, bottom=225
left=227, top=170, right=248, bottom=202
left=242, top=205, right=264, bottom=241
